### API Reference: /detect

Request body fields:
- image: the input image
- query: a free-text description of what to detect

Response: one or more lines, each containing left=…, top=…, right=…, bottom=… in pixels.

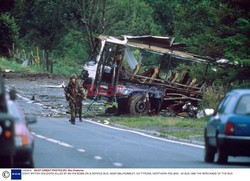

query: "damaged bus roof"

left=97, top=35, right=213, bottom=63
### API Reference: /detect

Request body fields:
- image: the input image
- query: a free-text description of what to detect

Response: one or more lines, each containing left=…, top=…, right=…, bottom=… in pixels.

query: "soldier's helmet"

left=70, top=74, right=77, bottom=80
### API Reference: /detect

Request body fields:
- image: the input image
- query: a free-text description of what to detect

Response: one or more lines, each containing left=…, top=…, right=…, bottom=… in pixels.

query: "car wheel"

left=217, top=147, right=228, bottom=164
left=0, top=156, right=14, bottom=168
left=27, top=156, right=34, bottom=168
left=16, top=155, right=34, bottom=168
left=128, top=95, right=151, bottom=116
left=204, top=137, right=215, bottom=163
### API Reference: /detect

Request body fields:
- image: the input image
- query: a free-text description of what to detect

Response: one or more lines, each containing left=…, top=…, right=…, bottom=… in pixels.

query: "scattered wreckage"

left=82, top=35, right=227, bottom=117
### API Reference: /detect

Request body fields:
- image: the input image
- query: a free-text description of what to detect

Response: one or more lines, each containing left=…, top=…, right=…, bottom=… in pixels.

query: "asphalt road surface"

left=5, top=76, right=250, bottom=168
left=29, top=116, right=250, bottom=168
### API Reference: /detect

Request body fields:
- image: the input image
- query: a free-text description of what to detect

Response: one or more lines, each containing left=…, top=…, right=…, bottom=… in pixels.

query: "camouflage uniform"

left=64, top=75, right=85, bottom=124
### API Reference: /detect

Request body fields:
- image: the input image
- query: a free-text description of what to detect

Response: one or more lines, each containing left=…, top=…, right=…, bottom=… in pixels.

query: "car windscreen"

left=235, top=94, right=250, bottom=116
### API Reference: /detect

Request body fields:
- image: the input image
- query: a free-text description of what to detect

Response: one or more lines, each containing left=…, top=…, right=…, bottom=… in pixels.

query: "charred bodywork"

left=83, top=35, right=214, bottom=117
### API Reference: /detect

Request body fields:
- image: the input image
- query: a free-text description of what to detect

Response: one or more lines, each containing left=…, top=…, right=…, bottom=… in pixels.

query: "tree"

left=0, top=13, right=19, bottom=56
left=13, top=0, right=70, bottom=50
left=6, top=0, right=249, bottom=85
left=69, top=0, right=161, bottom=49
left=143, top=0, right=174, bottom=35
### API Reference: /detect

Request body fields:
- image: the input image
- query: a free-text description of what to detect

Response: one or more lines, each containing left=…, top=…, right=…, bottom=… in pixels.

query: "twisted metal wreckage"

left=82, top=35, right=232, bottom=117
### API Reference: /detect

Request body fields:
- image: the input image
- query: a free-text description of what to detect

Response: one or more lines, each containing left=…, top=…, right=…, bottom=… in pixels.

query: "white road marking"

left=94, top=156, right=103, bottom=160
left=16, top=93, right=30, bottom=101
left=32, top=133, right=117, bottom=167
left=113, top=162, right=123, bottom=167
left=46, top=138, right=60, bottom=144
left=77, top=149, right=86, bottom=153
left=32, top=132, right=74, bottom=148
left=34, top=134, right=47, bottom=139
left=58, top=142, right=74, bottom=148
left=16, top=91, right=61, bottom=113
left=7, top=84, right=33, bottom=102
left=85, top=119, right=204, bottom=149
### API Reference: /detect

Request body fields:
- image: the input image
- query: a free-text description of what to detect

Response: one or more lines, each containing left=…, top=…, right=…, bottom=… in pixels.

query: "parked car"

left=7, top=90, right=37, bottom=167
left=0, top=72, right=36, bottom=167
left=0, top=72, right=15, bottom=167
left=204, top=89, right=250, bottom=164
left=0, top=113, right=16, bottom=167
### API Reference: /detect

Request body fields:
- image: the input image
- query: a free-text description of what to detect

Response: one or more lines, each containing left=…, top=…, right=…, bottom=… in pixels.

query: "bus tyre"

left=128, top=95, right=150, bottom=116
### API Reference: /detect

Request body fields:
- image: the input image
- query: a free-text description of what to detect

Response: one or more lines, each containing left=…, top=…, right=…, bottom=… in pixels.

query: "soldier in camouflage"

left=64, top=74, right=85, bottom=124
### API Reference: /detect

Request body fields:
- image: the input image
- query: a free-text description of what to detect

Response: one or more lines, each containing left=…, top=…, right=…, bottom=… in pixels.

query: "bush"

left=53, top=58, right=83, bottom=76
left=230, top=82, right=250, bottom=89
left=199, top=86, right=227, bottom=109
left=53, top=30, right=89, bottom=63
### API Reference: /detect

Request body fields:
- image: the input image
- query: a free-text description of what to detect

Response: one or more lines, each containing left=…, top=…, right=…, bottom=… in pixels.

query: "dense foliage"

left=0, top=13, right=19, bottom=56
left=0, top=0, right=249, bottom=85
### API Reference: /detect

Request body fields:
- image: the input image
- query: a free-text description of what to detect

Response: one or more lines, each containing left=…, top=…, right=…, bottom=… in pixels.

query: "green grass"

left=82, top=103, right=208, bottom=140
left=108, top=116, right=207, bottom=139
left=53, top=59, right=82, bottom=76
left=159, top=130, right=204, bottom=139
left=108, top=116, right=207, bottom=128
left=0, top=57, right=44, bottom=73
left=0, top=57, right=83, bottom=76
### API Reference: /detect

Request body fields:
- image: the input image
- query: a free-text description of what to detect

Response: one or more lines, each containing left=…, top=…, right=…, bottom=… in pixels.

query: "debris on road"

left=2, top=69, right=14, bottom=73
left=40, top=82, right=66, bottom=88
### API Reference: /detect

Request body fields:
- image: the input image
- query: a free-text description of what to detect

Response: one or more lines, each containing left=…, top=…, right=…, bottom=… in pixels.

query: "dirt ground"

left=3, top=72, right=106, bottom=117
left=4, top=72, right=71, bottom=117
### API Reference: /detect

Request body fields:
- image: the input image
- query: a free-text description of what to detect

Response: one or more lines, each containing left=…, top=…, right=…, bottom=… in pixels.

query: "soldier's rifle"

left=67, top=93, right=84, bottom=104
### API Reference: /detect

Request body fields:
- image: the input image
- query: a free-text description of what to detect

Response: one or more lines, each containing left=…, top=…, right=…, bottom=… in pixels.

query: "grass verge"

left=0, top=57, right=44, bottom=73
left=82, top=104, right=207, bottom=141
left=0, top=57, right=82, bottom=76
left=108, top=116, right=207, bottom=140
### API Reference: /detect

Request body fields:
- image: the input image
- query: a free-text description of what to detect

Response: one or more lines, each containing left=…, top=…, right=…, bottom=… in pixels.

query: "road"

left=4, top=74, right=250, bottom=168
left=29, top=116, right=250, bottom=168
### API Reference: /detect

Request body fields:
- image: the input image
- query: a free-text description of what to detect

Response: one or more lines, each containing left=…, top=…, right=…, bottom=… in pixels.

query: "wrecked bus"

left=82, top=35, right=213, bottom=117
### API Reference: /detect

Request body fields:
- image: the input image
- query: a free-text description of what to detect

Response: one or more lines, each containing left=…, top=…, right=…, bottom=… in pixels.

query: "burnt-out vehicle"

left=83, top=35, right=214, bottom=117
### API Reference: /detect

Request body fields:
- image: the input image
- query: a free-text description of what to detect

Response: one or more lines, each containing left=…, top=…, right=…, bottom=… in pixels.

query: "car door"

left=231, top=94, right=250, bottom=136
left=206, top=95, right=232, bottom=145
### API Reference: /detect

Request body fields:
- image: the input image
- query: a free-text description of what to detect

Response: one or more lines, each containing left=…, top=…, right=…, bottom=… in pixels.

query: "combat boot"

left=79, top=113, right=82, bottom=122
left=71, top=118, right=76, bottom=125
